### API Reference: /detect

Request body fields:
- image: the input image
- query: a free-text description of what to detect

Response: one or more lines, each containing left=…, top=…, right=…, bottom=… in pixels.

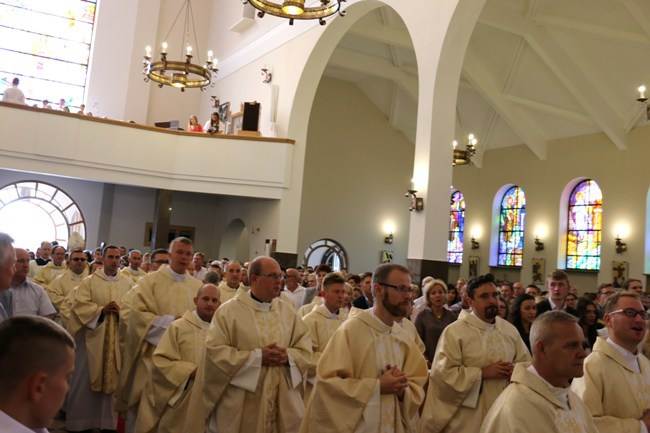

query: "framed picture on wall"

left=612, top=261, right=628, bottom=287
left=469, top=256, right=479, bottom=278
left=532, top=258, right=545, bottom=284
left=380, top=250, right=394, bottom=264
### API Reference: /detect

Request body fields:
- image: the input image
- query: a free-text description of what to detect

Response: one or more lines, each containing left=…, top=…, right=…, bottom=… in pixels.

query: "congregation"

left=1, top=230, right=650, bottom=433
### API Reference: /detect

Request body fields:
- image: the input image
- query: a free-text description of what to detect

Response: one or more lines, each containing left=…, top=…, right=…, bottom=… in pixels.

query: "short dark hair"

left=467, top=274, right=496, bottom=299
left=622, top=279, right=642, bottom=290
left=548, top=269, right=569, bottom=284
left=151, top=248, right=168, bottom=261
left=0, top=316, right=74, bottom=398
left=597, top=283, right=615, bottom=294
left=12, top=77, right=19, bottom=85
left=371, top=263, right=410, bottom=295
left=315, top=264, right=332, bottom=274
left=347, top=274, right=361, bottom=285
left=202, top=270, right=221, bottom=285
left=323, top=272, right=346, bottom=289
left=52, top=245, right=66, bottom=255
left=101, top=244, right=120, bottom=257
left=360, top=271, right=373, bottom=281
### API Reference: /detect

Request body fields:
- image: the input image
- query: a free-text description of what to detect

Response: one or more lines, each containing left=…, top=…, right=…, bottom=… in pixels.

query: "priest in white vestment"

left=481, top=311, right=597, bottom=433
left=216, top=260, right=244, bottom=303
left=135, top=283, right=221, bottom=433
left=46, top=248, right=88, bottom=321
left=33, top=245, right=67, bottom=290
left=302, top=272, right=347, bottom=402
left=572, top=291, right=650, bottom=432
left=301, top=263, right=428, bottom=433
left=66, top=245, right=134, bottom=432
left=184, top=256, right=312, bottom=433
left=117, top=237, right=201, bottom=432
left=419, top=274, right=531, bottom=433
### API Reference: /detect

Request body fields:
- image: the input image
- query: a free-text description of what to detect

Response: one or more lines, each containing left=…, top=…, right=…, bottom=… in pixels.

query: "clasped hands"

left=380, top=364, right=408, bottom=399
left=481, top=361, right=514, bottom=380
left=261, top=343, right=289, bottom=367
left=102, top=300, right=120, bottom=314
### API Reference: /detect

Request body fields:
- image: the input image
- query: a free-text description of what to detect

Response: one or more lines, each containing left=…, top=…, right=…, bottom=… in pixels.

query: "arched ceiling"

left=322, top=0, right=650, bottom=161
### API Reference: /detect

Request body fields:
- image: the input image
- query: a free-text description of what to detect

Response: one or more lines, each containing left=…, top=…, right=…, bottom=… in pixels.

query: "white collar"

left=0, top=410, right=49, bottom=433
left=607, top=337, right=640, bottom=373
left=527, top=365, right=570, bottom=410
left=168, top=267, right=186, bottom=281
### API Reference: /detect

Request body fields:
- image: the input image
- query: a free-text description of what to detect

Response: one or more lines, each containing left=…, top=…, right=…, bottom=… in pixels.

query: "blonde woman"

left=414, top=279, right=458, bottom=365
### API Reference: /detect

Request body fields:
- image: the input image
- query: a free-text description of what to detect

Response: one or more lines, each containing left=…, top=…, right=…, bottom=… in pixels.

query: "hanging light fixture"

left=244, top=0, right=346, bottom=25
left=452, top=108, right=478, bottom=166
left=143, top=0, right=218, bottom=91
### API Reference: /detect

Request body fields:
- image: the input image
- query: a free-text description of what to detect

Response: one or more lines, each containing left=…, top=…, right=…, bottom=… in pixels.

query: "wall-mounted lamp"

left=471, top=237, right=480, bottom=250
left=615, top=237, right=627, bottom=254
left=384, top=233, right=394, bottom=244
left=405, top=189, right=424, bottom=212
left=261, top=67, right=272, bottom=84
left=534, top=236, right=544, bottom=251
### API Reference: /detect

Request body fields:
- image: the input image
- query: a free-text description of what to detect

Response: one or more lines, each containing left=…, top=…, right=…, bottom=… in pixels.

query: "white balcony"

left=0, top=102, right=295, bottom=199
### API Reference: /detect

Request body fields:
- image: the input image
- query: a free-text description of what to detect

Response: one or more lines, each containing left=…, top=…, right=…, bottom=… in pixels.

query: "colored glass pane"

left=497, top=186, right=526, bottom=267
left=566, top=180, right=602, bottom=270
left=0, top=0, right=97, bottom=108
left=447, top=191, right=465, bottom=263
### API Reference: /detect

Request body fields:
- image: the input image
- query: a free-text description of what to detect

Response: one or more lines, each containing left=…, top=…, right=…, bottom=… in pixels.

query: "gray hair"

left=530, top=311, right=578, bottom=356
left=0, top=232, right=14, bottom=264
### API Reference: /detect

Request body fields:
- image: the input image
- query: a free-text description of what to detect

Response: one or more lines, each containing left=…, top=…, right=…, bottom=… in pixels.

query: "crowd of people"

left=2, top=77, right=93, bottom=115
left=0, top=231, right=649, bottom=433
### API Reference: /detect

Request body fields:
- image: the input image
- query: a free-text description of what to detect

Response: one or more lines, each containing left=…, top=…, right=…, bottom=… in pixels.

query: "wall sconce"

left=615, top=237, right=627, bottom=254
left=384, top=233, right=394, bottom=244
left=471, top=237, right=480, bottom=249
left=405, top=189, right=424, bottom=212
left=534, top=236, right=544, bottom=251
left=261, top=67, right=272, bottom=84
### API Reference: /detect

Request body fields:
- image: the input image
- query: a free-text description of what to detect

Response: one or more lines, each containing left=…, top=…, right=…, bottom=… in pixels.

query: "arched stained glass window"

left=497, top=186, right=526, bottom=267
left=0, top=181, right=86, bottom=249
left=447, top=191, right=465, bottom=264
left=566, top=180, right=602, bottom=270
left=0, top=1, right=98, bottom=108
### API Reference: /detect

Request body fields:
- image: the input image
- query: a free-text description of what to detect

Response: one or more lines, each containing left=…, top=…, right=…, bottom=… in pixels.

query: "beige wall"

left=451, top=124, right=650, bottom=293
left=298, top=77, right=414, bottom=273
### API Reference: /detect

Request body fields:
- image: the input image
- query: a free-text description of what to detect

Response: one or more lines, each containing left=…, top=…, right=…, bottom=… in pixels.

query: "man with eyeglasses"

left=420, top=274, right=530, bottom=433
left=47, top=248, right=89, bottom=324
left=148, top=248, right=170, bottom=272
left=185, top=256, right=312, bottom=433
left=572, top=291, right=650, bottom=432
left=118, top=237, right=201, bottom=432
left=301, top=263, right=428, bottom=433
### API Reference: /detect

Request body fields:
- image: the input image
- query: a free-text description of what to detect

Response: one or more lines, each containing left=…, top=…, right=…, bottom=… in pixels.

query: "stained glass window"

left=447, top=191, right=465, bottom=264
left=0, top=0, right=98, bottom=108
left=497, top=186, right=526, bottom=266
left=566, top=180, right=602, bottom=270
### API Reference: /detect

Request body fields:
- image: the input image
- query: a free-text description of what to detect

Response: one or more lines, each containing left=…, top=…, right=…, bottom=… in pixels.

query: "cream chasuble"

left=301, top=309, right=428, bottom=433
left=135, top=310, right=209, bottom=433
left=121, top=266, right=145, bottom=284
left=572, top=337, right=650, bottom=433
left=419, top=312, right=531, bottom=433
left=33, top=261, right=67, bottom=289
left=184, top=289, right=312, bottom=433
left=302, top=304, right=346, bottom=402
left=47, top=268, right=88, bottom=314
left=481, top=363, right=597, bottom=433
left=117, top=265, right=201, bottom=413
left=67, top=269, right=133, bottom=393
left=216, top=280, right=241, bottom=304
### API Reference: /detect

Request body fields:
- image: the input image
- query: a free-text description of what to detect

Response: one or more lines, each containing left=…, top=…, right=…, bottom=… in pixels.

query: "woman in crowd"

left=498, top=295, right=509, bottom=320
left=414, top=279, right=458, bottom=366
left=509, top=293, right=537, bottom=352
left=566, top=292, right=578, bottom=310
left=204, top=112, right=219, bottom=134
left=446, top=286, right=460, bottom=306
left=576, top=297, right=599, bottom=352
left=188, top=115, right=203, bottom=132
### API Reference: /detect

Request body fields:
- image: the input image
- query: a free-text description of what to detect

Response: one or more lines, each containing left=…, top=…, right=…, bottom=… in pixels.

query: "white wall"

left=298, top=77, right=414, bottom=273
